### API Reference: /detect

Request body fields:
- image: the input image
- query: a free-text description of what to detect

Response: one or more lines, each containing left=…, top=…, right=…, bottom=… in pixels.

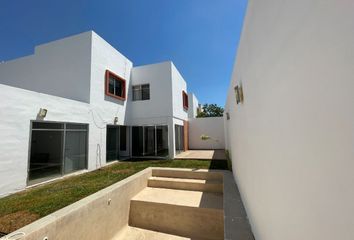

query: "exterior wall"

left=171, top=63, right=188, bottom=121
left=189, top=117, right=225, bottom=150
left=130, top=62, right=173, bottom=125
left=89, top=32, right=133, bottom=164
left=0, top=84, right=92, bottom=197
left=0, top=32, right=92, bottom=103
left=187, top=93, right=199, bottom=118
left=224, top=1, right=354, bottom=240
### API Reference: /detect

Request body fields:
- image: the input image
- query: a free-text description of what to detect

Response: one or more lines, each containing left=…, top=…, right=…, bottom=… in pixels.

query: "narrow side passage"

left=223, top=171, right=254, bottom=240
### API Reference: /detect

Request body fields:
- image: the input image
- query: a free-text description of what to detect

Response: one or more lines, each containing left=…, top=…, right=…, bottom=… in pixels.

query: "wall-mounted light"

left=114, top=117, right=118, bottom=125
left=38, top=108, right=48, bottom=118
left=226, top=112, right=230, bottom=120
left=234, top=83, right=244, bottom=104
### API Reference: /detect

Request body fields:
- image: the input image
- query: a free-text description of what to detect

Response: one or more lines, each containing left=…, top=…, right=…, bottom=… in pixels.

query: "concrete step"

left=113, top=226, right=191, bottom=240
left=148, top=176, right=223, bottom=193
left=152, top=169, right=223, bottom=181
left=129, top=187, right=224, bottom=240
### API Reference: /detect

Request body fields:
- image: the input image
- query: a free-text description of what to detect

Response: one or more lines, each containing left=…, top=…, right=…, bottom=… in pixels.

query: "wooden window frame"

left=105, top=70, right=126, bottom=101
left=182, top=91, right=189, bottom=110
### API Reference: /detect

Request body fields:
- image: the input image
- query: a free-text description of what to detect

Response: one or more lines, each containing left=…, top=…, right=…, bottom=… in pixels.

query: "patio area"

left=175, top=150, right=226, bottom=160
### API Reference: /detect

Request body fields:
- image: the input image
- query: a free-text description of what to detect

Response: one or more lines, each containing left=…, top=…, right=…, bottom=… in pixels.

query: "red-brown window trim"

left=182, top=91, right=189, bottom=110
left=105, top=70, right=126, bottom=101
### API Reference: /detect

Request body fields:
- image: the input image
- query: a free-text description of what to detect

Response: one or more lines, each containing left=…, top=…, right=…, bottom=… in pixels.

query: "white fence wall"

left=188, top=117, right=225, bottom=150
left=224, top=1, right=354, bottom=240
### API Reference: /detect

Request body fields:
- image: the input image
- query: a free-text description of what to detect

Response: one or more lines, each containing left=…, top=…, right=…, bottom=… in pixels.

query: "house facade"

left=0, top=31, right=199, bottom=197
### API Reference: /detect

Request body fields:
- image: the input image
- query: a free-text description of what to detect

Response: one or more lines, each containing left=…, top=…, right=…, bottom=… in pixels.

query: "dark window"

left=105, top=70, right=126, bottom=100
left=29, top=121, right=88, bottom=184
left=133, top=84, right=150, bottom=101
left=182, top=91, right=188, bottom=110
left=32, top=122, right=63, bottom=130
left=120, top=126, right=127, bottom=151
left=132, top=126, right=144, bottom=156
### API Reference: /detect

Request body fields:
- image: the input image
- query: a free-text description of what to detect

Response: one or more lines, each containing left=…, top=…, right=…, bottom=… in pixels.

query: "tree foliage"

left=196, top=104, right=224, bottom=118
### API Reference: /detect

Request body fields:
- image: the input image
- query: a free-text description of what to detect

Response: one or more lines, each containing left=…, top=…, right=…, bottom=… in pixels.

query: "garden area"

left=0, top=159, right=229, bottom=235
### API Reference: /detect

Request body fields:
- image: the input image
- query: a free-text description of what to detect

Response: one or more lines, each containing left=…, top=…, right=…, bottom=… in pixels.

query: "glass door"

left=119, top=126, right=129, bottom=157
left=64, top=124, right=88, bottom=174
left=106, top=126, right=119, bottom=161
left=175, top=124, right=184, bottom=154
left=132, top=125, right=169, bottom=157
left=29, top=121, right=88, bottom=185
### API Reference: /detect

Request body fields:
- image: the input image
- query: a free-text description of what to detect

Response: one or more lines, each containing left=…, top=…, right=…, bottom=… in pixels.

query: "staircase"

left=117, top=169, right=224, bottom=240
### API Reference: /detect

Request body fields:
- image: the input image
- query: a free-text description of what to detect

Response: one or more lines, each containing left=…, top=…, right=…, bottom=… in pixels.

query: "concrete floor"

left=175, top=150, right=226, bottom=160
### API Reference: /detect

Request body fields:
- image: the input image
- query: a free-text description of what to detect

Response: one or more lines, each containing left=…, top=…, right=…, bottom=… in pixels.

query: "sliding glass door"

left=64, top=124, right=87, bottom=174
left=106, top=126, right=119, bottom=161
left=106, top=125, right=130, bottom=161
left=175, top=124, right=184, bottom=154
left=29, top=121, right=88, bottom=184
left=144, top=126, right=156, bottom=156
left=156, top=126, right=169, bottom=156
left=132, top=125, right=169, bottom=157
left=132, top=126, right=144, bottom=156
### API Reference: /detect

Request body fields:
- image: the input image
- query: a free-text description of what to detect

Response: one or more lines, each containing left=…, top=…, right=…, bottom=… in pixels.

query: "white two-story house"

left=0, top=31, right=200, bottom=196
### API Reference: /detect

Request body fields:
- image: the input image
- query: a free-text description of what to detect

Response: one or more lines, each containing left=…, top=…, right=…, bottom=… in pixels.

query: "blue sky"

left=0, top=0, right=247, bottom=106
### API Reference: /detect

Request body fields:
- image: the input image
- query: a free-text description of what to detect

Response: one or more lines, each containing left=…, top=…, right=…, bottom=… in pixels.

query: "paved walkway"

left=175, top=150, right=226, bottom=160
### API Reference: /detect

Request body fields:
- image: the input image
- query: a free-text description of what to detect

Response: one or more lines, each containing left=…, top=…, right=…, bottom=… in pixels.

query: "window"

left=29, top=121, right=88, bottom=184
left=182, top=91, right=188, bottom=110
left=105, top=70, right=126, bottom=100
left=133, top=84, right=150, bottom=101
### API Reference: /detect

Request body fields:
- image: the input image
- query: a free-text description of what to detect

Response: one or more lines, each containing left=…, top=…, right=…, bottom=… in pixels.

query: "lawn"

left=0, top=159, right=228, bottom=234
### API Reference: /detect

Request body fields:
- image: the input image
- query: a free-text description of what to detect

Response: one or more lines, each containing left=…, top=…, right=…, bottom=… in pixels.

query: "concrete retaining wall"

left=1, top=168, right=152, bottom=240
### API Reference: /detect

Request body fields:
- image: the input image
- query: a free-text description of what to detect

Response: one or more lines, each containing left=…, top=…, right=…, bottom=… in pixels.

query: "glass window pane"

left=142, top=84, right=150, bottom=100
left=132, top=127, right=143, bottom=156
left=144, top=126, right=155, bottom=156
left=133, top=87, right=142, bottom=101
left=120, top=126, right=127, bottom=151
left=175, top=125, right=184, bottom=153
left=64, top=131, right=87, bottom=174
left=156, top=125, right=168, bottom=157
left=109, top=77, right=115, bottom=94
left=66, top=124, right=88, bottom=130
left=106, top=126, right=119, bottom=162
left=32, top=122, right=63, bottom=130
left=29, top=130, right=63, bottom=183
left=115, top=80, right=123, bottom=97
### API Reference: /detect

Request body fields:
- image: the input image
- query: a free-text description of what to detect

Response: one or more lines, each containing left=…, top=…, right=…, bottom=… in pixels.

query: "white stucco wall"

left=171, top=63, right=188, bottom=121
left=224, top=1, right=354, bottom=240
left=89, top=32, right=133, bottom=163
left=130, top=61, right=173, bottom=125
left=189, top=117, right=225, bottom=150
left=0, top=84, right=92, bottom=197
left=188, top=93, right=199, bottom=118
left=0, top=32, right=92, bottom=103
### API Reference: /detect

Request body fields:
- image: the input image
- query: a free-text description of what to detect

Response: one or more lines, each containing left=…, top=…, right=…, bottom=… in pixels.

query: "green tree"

left=197, top=104, right=224, bottom=118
